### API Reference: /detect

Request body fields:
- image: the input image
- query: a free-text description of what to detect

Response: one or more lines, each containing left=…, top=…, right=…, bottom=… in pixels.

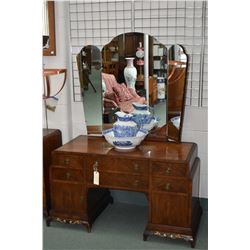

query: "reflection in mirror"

left=77, top=46, right=102, bottom=126
left=101, top=32, right=167, bottom=129
left=167, top=44, right=187, bottom=141
left=76, top=32, right=188, bottom=142
left=43, top=1, right=56, bottom=56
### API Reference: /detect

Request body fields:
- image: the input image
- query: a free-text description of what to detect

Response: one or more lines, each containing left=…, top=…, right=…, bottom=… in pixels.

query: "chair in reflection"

left=102, top=73, right=146, bottom=114
left=102, top=61, right=119, bottom=77
left=76, top=51, right=97, bottom=93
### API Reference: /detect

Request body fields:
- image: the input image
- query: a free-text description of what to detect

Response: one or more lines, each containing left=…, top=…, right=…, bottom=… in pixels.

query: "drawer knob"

left=80, top=196, right=84, bottom=203
left=165, top=167, right=171, bottom=175
left=66, top=172, right=71, bottom=179
left=134, top=180, right=139, bottom=186
left=165, top=183, right=171, bottom=191
left=64, top=158, right=70, bottom=165
left=93, top=161, right=99, bottom=171
left=134, top=163, right=139, bottom=171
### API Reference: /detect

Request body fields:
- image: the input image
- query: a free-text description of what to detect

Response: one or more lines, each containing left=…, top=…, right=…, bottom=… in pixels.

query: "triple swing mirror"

left=77, top=32, right=187, bottom=142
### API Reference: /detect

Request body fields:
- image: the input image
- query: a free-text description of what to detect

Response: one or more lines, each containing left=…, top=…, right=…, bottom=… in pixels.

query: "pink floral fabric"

left=101, top=73, right=146, bottom=113
left=113, top=83, right=133, bottom=102
left=102, top=73, right=119, bottom=104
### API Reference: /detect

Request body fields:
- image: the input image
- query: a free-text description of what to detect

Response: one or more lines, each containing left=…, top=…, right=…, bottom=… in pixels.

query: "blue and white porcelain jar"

left=113, top=111, right=138, bottom=137
left=131, top=103, right=154, bottom=127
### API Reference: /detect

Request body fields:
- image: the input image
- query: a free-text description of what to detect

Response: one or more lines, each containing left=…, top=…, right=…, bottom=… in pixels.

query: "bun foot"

left=85, top=223, right=91, bottom=233
left=190, top=239, right=196, bottom=248
left=143, top=233, right=149, bottom=241
left=46, top=218, right=51, bottom=227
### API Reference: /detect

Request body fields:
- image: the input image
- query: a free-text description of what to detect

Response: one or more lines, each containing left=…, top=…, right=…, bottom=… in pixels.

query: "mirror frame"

left=80, top=33, right=188, bottom=143
left=167, top=45, right=189, bottom=142
left=43, top=1, right=56, bottom=56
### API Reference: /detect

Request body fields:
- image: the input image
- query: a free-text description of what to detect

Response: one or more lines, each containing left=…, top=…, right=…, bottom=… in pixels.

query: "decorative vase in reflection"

left=157, top=77, right=165, bottom=101
left=124, top=57, right=137, bottom=89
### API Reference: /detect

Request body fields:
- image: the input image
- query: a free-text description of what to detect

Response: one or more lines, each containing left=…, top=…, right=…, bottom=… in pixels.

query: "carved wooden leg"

left=190, top=239, right=196, bottom=248
left=109, top=196, right=114, bottom=204
left=143, top=233, right=149, bottom=241
left=85, top=223, right=92, bottom=233
left=46, top=217, right=51, bottom=227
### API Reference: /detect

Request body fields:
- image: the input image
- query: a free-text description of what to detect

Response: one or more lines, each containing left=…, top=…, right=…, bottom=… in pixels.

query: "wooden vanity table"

left=46, top=135, right=202, bottom=248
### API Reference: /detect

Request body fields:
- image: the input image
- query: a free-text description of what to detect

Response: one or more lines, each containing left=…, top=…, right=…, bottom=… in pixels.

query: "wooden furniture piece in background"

left=47, top=136, right=202, bottom=248
left=103, top=107, right=120, bottom=124
left=102, top=61, right=119, bottom=77
left=43, top=129, right=62, bottom=215
left=148, top=77, right=157, bottom=106
left=136, top=77, right=157, bottom=106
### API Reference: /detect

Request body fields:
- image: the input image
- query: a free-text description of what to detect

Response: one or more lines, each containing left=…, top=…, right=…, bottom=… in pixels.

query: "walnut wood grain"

left=53, top=135, right=196, bottom=163
left=48, top=135, right=202, bottom=247
left=43, top=129, right=62, bottom=215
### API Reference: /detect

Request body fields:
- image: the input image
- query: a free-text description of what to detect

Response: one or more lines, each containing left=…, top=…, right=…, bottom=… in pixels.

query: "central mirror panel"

left=101, top=32, right=167, bottom=128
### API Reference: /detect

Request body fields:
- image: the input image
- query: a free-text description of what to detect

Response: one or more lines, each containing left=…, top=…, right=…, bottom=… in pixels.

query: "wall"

left=183, top=107, right=208, bottom=198
left=43, top=1, right=75, bottom=144
left=43, top=1, right=208, bottom=200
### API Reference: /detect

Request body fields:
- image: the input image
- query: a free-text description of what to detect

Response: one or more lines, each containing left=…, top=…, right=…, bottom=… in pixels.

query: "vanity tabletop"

left=54, top=135, right=197, bottom=163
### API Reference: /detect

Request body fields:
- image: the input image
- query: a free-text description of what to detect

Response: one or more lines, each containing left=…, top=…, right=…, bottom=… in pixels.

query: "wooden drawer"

left=152, top=177, right=188, bottom=194
left=51, top=166, right=84, bottom=183
left=53, top=154, right=83, bottom=169
left=151, top=162, right=186, bottom=177
left=87, top=172, right=149, bottom=191
left=86, top=156, right=148, bottom=175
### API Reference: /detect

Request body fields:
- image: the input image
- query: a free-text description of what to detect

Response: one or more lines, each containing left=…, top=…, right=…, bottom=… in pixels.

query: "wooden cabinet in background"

left=148, top=77, right=157, bottom=106
left=43, top=129, right=62, bottom=215
left=46, top=136, right=202, bottom=248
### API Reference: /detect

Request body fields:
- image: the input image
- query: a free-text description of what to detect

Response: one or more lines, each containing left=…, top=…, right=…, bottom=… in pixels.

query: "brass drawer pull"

left=134, top=163, right=139, bottom=171
left=165, top=183, right=171, bottom=191
left=93, top=161, right=99, bottom=171
left=64, top=158, right=70, bottom=165
left=134, top=180, right=139, bottom=186
left=66, top=172, right=71, bottom=179
left=80, top=196, right=84, bottom=203
left=165, top=167, right=171, bottom=175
